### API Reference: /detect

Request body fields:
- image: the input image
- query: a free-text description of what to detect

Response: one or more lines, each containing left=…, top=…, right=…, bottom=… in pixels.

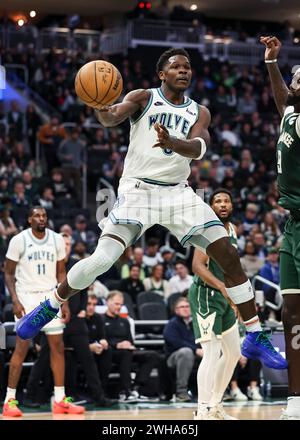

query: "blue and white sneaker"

left=16, top=299, right=59, bottom=340
left=241, top=331, right=288, bottom=370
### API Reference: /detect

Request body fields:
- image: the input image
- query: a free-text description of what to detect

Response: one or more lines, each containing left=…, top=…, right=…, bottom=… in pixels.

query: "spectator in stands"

left=230, top=356, right=262, bottom=402
left=57, top=127, right=85, bottom=198
left=169, top=262, right=193, bottom=295
left=240, top=240, right=264, bottom=279
left=22, top=171, right=38, bottom=204
left=26, top=105, right=42, bottom=158
left=0, top=207, right=17, bottom=242
left=85, top=293, right=113, bottom=391
left=87, top=281, right=109, bottom=301
left=119, top=265, right=145, bottom=304
left=252, top=232, right=267, bottom=260
left=258, top=246, right=280, bottom=321
left=7, top=101, right=25, bottom=142
left=49, top=168, right=73, bottom=200
left=160, top=245, right=176, bottom=280
left=0, top=178, right=10, bottom=204
left=60, top=223, right=73, bottom=238
left=72, top=240, right=90, bottom=261
left=72, top=215, right=97, bottom=252
left=163, top=297, right=203, bottom=402
left=12, top=142, right=30, bottom=170
left=121, top=246, right=148, bottom=280
left=143, top=263, right=171, bottom=298
left=11, top=181, right=29, bottom=208
left=102, top=291, right=160, bottom=402
left=242, top=203, right=260, bottom=236
left=143, top=238, right=163, bottom=270
left=38, top=115, right=67, bottom=172
left=36, top=187, right=55, bottom=210
left=1, top=159, right=22, bottom=184
left=237, top=91, right=257, bottom=115
left=260, top=212, right=281, bottom=246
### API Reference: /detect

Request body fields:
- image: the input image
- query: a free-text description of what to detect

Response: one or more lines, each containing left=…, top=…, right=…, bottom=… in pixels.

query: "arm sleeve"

left=55, top=233, right=66, bottom=261
left=5, top=233, right=24, bottom=262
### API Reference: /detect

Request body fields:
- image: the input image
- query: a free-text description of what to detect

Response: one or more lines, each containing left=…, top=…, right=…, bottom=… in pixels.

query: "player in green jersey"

left=261, top=35, right=300, bottom=419
left=190, top=189, right=241, bottom=420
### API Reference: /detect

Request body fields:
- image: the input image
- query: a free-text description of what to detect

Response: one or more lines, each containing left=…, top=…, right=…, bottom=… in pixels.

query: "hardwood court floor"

left=0, top=401, right=286, bottom=420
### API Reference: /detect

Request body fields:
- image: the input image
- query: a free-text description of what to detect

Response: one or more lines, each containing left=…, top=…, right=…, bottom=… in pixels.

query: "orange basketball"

left=74, top=60, right=123, bottom=108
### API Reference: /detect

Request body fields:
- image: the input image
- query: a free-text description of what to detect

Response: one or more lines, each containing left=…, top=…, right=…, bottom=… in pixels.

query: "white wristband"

left=265, top=59, right=277, bottom=64
left=193, top=137, right=207, bottom=160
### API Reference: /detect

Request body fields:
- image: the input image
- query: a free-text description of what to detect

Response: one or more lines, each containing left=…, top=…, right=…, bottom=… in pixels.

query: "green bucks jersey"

left=277, top=106, right=300, bottom=210
left=193, top=222, right=237, bottom=286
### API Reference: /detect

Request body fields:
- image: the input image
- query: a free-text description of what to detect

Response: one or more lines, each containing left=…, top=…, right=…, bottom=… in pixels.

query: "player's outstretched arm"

left=260, top=36, right=289, bottom=117
left=153, top=105, right=210, bottom=159
left=94, top=89, right=150, bottom=127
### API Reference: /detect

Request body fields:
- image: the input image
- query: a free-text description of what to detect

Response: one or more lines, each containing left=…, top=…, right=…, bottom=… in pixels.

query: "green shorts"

left=188, top=282, right=237, bottom=343
left=280, top=216, right=300, bottom=294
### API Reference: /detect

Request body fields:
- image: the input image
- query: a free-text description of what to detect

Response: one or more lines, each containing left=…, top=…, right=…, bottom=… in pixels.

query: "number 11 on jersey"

left=37, top=264, right=46, bottom=275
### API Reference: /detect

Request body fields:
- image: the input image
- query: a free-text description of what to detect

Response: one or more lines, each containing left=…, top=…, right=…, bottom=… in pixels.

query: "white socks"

left=287, top=396, right=300, bottom=417
left=243, top=316, right=262, bottom=332
left=49, top=290, right=67, bottom=309
left=54, top=386, right=65, bottom=402
left=5, top=387, right=16, bottom=403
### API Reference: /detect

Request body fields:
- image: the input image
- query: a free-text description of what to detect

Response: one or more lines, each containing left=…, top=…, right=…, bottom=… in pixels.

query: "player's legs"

left=2, top=337, right=30, bottom=416
left=16, top=223, right=140, bottom=340
left=6, top=337, right=30, bottom=394
left=57, top=223, right=140, bottom=300
left=205, top=237, right=257, bottom=322
left=172, top=190, right=287, bottom=369
left=209, top=323, right=241, bottom=407
left=47, top=333, right=85, bottom=413
left=280, top=241, right=300, bottom=419
left=47, top=334, right=65, bottom=389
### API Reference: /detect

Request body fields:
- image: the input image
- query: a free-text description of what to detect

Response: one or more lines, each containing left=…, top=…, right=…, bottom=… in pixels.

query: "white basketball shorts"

left=99, top=177, right=228, bottom=251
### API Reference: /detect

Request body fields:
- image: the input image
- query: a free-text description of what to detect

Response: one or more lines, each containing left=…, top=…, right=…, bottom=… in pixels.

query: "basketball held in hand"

left=75, top=60, right=123, bottom=108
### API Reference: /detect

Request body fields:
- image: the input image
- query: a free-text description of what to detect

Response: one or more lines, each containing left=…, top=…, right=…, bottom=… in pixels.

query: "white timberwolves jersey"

left=122, top=87, right=200, bottom=184
left=6, top=228, right=66, bottom=292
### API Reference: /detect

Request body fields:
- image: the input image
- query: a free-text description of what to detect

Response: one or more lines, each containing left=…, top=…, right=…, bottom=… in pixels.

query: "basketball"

left=74, top=60, right=123, bottom=108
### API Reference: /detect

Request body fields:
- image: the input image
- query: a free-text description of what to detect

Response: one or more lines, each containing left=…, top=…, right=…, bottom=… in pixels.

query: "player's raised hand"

left=260, top=35, right=282, bottom=60
left=12, top=299, right=25, bottom=319
left=153, top=122, right=170, bottom=147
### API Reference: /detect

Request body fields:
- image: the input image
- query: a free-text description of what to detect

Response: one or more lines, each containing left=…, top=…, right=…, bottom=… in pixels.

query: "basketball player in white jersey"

left=2, top=207, right=84, bottom=416
left=17, top=49, right=286, bottom=371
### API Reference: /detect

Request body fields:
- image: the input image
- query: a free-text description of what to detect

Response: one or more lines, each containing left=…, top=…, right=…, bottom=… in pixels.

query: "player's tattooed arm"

left=94, top=89, right=151, bottom=127
left=153, top=105, right=210, bottom=159
left=260, top=36, right=289, bottom=117
left=5, top=258, right=25, bottom=318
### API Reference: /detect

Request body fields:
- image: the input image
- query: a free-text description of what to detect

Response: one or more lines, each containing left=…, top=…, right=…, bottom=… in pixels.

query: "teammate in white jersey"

left=2, top=207, right=84, bottom=417
left=17, top=49, right=286, bottom=372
